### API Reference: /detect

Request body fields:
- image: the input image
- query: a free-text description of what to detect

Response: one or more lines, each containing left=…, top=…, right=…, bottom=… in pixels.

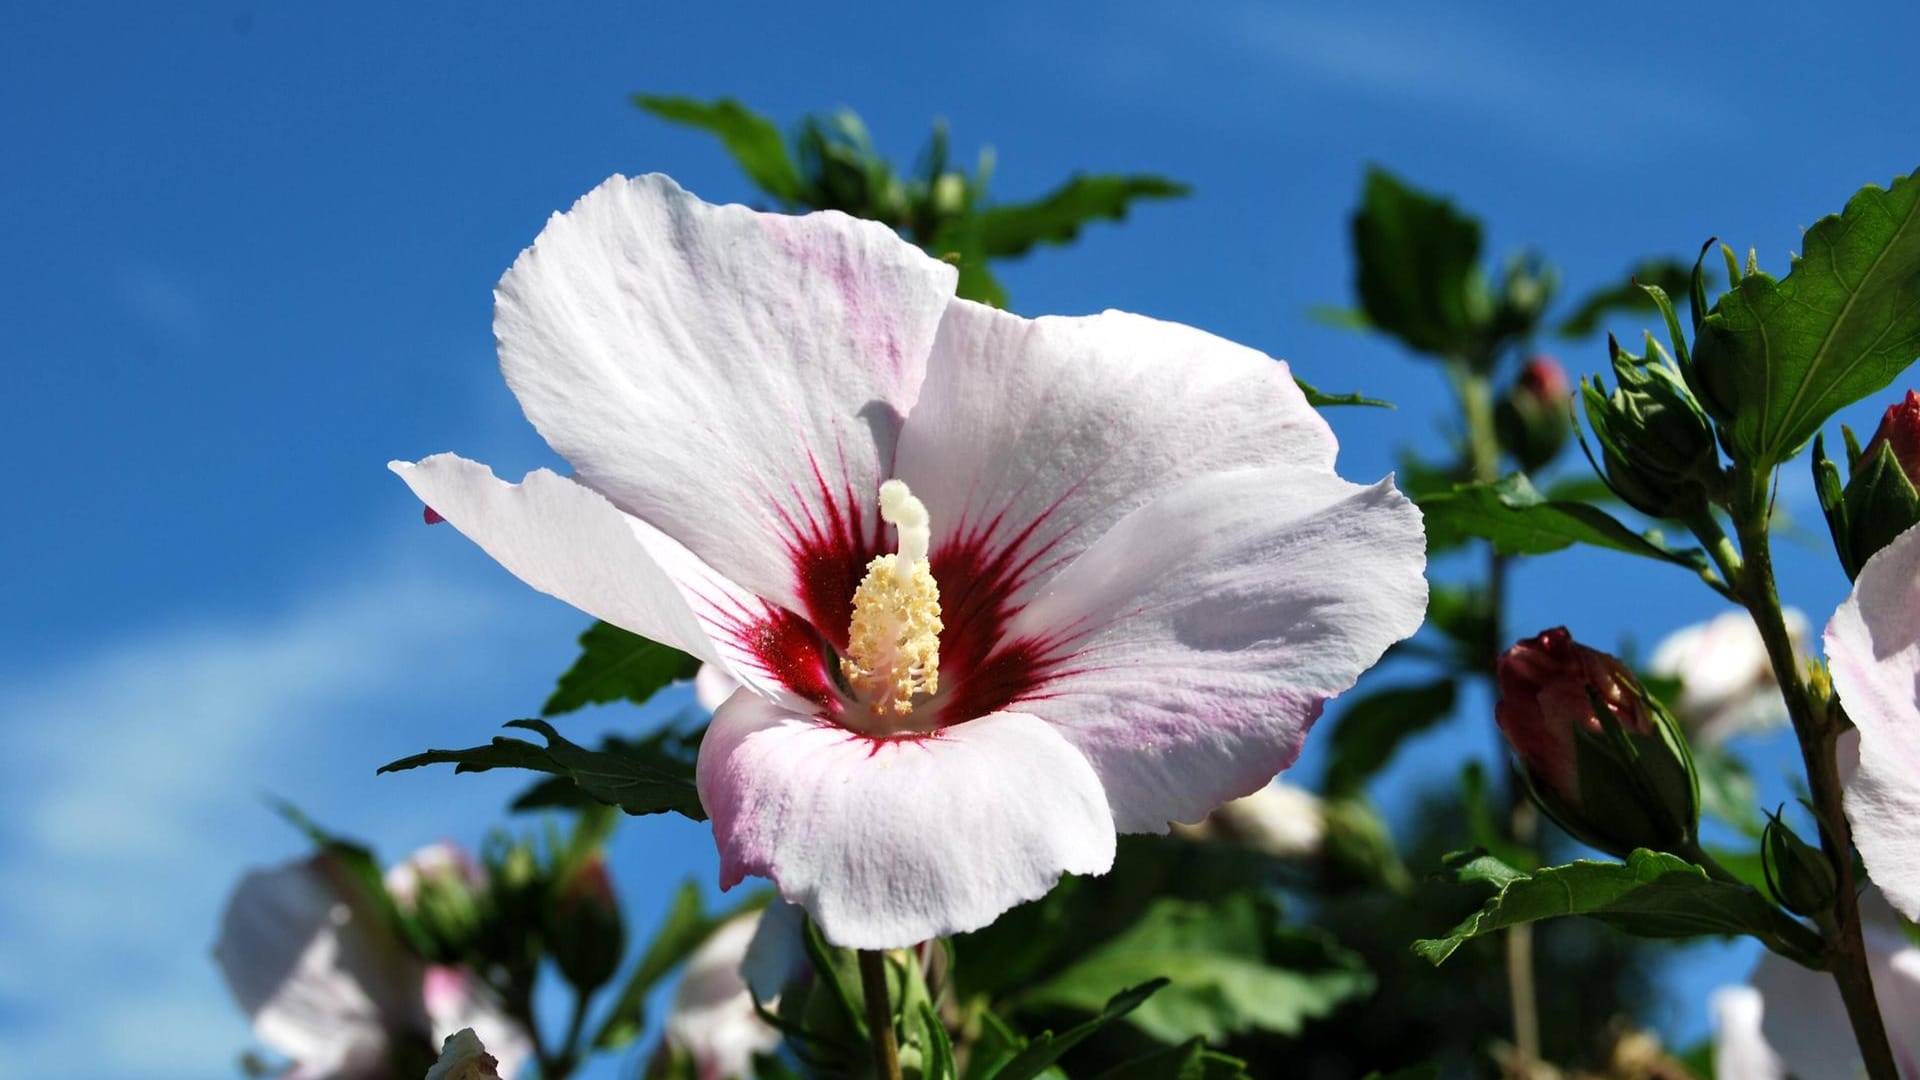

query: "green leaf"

left=915, top=1002, right=959, bottom=1080
left=1362, top=1068, right=1440, bottom=1080
left=1414, top=849, right=1823, bottom=966
left=975, top=174, right=1189, bottom=258
left=379, top=718, right=705, bottom=821
left=1556, top=259, right=1696, bottom=339
left=1420, top=474, right=1709, bottom=573
left=1295, top=376, right=1393, bottom=409
left=959, top=1011, right=1030, bottom=1080
left=1094, top=1039, right=1249, bottom=1080
left=634, top=95, right=805, bottom=203
left=1021, top=894, right=1371, bottom=1044
left=1351, top=167, right=1485, bottom=358
left=592, top=881, right=758, bottom=1049
left=1323, top=679, right=1458, bottom=796
left=993, top=980, right=1168, bottom=1080
left=1694, top=168, right=1920, bottom=466
left=544, top=621, right=701, bottom=716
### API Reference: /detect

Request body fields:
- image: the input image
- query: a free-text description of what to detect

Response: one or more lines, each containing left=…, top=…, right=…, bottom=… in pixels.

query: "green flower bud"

left=1496, top=628, right=1700, bottom=858
left=1580, top=334, right=1721, bottom=519
left=549, top=856, right=624, bottom=994
left=1829, top=391, right=1920, bottom=579
left=1761, top=810, right=1836, bottom=918
left=1495, top=355, right=1572, bottom=473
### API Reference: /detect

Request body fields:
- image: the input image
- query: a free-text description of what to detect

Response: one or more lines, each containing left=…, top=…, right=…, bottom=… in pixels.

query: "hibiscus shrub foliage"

left=214, top=92, right=1920, bottom=1080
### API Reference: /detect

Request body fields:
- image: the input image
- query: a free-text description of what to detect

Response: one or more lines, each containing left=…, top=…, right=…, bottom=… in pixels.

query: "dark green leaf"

left=1414, top=849, right=1823, bottom=966
left=1095, top=1039, right=1249, bottom=1080
left=916, top=1002, right=958, bottom=1080
left=634, top=95, right=805, bottom=204
left=1420, top=474, right=1708, bottom=572
left=1362, top=1068, right=1441, bottom=1080
left=544, top=621, right=701, bottom=716
left=959, top=1011, right=1029, bottom=1080
left=1693, top=168, right=1920, bottom=466
left=975, top=174, right=1189, bottom=258
left=1295, top=376, right=1393, bottom=409
left=1556, top=259, right=1696, bottom=339
left=1324, top=680, right=1458, bottom=796
left=1021, top=894, right=1371, bottom=1044
left=379, top=718, right=705, bottom=821
left=993, top=980, right=1168, bottom=1080
left=1351, top=167, right=1485, bottom=358
left=507, top=775, right=598, bottom=813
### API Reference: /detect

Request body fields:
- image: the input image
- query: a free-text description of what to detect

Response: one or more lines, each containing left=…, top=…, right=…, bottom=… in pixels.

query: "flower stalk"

left=859, top=949, right=903, bottom=1080
left=1729, top=470, right=1898, bottom=1080
left=1458, top=363, right=1542, bottom=1067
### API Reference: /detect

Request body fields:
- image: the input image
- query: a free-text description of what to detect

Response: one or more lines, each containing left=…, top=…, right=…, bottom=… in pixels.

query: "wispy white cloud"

left=0, top=548, right=576, bottom=1079
left=1063, top=3, right=1736, bottom=162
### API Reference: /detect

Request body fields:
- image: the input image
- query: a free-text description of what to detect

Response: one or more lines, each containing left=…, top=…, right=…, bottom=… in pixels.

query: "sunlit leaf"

left=634, top=94, right=805, bottom=204
left=976, top=174, right=1189, bottom=258
left=1351, top=167, right=1485, bottom=358
left=545, top=620, right=700, bottom=716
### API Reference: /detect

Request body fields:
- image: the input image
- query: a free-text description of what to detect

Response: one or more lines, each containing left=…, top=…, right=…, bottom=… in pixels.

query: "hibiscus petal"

left=213, top=854, right=422, bottom=1075
left=423, top=966, right=533, bottom=1080
left=697, top=694, right=1116, bottom=949
left=1827, top=523, right=1920, bottom=921
left=392, top=454, right=827, bottom=710
left=893, top=302, right=1337, bottom=617
left=1710, top=985, right=1785, bottom=1080
left=1001, top=466, right=1427, bottom=832
left=494, top=174, right=957, bottom=622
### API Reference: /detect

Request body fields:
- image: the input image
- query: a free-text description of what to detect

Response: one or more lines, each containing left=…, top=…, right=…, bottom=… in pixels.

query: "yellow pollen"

left=841, top=481, right=943, bottom=717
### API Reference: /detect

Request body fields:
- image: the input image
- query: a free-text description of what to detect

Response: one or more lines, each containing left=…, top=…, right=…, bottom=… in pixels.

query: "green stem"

left=1459, top=366, right=1541, bottom=1067
left=859, top=949, right=902, bottom=1080
left=1684, top=509, right=1745, bottom=596
left=1731, top=478, right=1898, bottom=1080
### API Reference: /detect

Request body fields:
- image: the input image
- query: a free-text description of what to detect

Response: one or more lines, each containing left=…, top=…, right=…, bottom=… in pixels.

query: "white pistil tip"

left=878, top=479, right=930, bottom=581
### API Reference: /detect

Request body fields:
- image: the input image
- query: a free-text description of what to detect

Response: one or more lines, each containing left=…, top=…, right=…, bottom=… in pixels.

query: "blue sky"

left=2, top=2, right=1916, bottom=1076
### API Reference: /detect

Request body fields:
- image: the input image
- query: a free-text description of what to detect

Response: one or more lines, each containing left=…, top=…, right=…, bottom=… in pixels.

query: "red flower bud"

left=1495, top=628, right=1697, bottom=858
left=1518, top=355, right=1569, bottom=403
left=1862, top=389, right=1920, bottom=489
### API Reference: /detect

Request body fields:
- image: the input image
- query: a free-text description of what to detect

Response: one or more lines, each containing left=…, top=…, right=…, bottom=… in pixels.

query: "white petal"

left=696, top=694, right=1116, bottom=949
left=393, top=454, right=820, bottom=710
left=384, top=842, right=482, bottom=911
left=423, top=967, right=532, bottom=1080
left=1710, top=986, right=1785, bottom=1080
left=894, top=302, right=1337, bottom=614
left=740, top=901, right=808, bottom=1004
left=1828, top=523, right=1920, bottom=921
left=1003, top=466, right=1427, bottom=832
left=424, top=1028, right=502, bottom=1080
left=1650, top=609, right=1802, bottom=743
left=694, top=663, right=742, bottom=714
left=665, top=913, right=783, bottom=1080
left=494, top=174, right=957, bottom=620
left=1752, top=950, right=1861, bottom=1080
left=212, top=854, right=423, bottom=1074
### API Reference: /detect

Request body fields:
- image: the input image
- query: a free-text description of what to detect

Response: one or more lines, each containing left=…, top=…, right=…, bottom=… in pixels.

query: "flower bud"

left=550, top=856, right=624, bottom=994
left=1496, top=355, right=1572, bottom=472
left=1831, top=391, right=1920, bottom=578
left=1760, top=811, right=1835, bottom=918
left=1580, top=335, right=1721, bottom=519
left=1495, top=628, right=1699, bottom=858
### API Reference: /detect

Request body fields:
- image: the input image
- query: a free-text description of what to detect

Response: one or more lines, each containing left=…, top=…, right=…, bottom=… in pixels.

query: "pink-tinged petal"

left=665, top=914, right=783, bottom=1080
left=493, top=174, right=957, bottom=624
left=1650, top=609, right=1806, bottom=744
left=391, top=455, right=830, bottom=711
left=1000, top=466, right=1427, bottom=832
left=893, top=302, right=1337, bottom=622
left=213, top=854, right=424, bottom=1076
left=384, top=842, right=484, bottom=911
left=1828, top=523, right=1920, bottom=921
left=1710, top=986, right=1785, bottom=1080
left=697, top=694, right=1116, bottom=949
left=423, top=966, right=533, bottom=1080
